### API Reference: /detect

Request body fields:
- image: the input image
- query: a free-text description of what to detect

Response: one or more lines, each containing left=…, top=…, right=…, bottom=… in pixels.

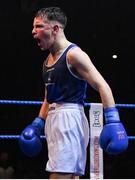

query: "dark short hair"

left=35, top=7, right=67, bottom=29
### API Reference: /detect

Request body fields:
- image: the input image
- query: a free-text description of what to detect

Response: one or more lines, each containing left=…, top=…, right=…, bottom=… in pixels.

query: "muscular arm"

left=19, top=90, right=49, bottom=157
left=67, top=48, right=128, bottom=155
left=39, top=89, right=49, bottom=120
left=67, top=48, right=115, bottom=108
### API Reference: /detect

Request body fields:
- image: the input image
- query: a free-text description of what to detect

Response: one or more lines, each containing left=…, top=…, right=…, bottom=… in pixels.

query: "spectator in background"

left=0, top=151, right=15, bottom=179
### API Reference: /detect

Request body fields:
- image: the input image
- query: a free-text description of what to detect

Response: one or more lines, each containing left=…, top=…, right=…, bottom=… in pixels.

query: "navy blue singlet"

left=42, top=44, right=87, bottom=105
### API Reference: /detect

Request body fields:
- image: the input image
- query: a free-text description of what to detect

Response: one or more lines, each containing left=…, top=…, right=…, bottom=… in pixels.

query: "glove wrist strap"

left=104, top=107, right=120, bottom=124
left=32, top=117, right=45, bottom=131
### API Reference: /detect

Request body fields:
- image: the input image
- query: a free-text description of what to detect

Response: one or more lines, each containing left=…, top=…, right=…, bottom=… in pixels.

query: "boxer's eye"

left=35, top=24, right=44, bottom=29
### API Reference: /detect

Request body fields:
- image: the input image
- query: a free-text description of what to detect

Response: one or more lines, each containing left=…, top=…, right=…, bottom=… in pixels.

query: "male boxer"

left=19, top=7, right=128, bottom=179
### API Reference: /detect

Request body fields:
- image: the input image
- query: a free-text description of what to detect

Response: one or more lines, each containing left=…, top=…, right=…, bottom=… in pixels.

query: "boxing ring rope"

left=0, top=135, right=135, bottom=140
left=1, top=99, right=135, bottom=108
left=0, top=135, right=45, bottom=139
left=0, top=99, right=135, bottom=140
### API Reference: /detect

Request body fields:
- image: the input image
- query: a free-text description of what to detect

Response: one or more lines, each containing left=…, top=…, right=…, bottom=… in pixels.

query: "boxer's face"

left=32, top=17, right=55, bottom=51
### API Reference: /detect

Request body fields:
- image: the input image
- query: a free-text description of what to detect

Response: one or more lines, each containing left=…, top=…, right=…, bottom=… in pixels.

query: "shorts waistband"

left=48, top=103, right=83, bottom=111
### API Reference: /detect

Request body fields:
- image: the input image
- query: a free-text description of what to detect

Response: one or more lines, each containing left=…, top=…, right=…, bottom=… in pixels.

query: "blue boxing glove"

left=19, top=117, right=45, bottom=157
left=99, top=107, right=128, bottom=154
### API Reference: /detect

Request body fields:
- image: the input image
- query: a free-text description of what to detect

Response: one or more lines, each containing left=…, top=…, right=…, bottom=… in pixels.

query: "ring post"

left=89, top=103, right=103, bottom=179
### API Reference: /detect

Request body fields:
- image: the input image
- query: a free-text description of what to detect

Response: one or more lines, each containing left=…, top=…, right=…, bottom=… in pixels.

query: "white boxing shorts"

left=45, top=103, right=89, bottom=176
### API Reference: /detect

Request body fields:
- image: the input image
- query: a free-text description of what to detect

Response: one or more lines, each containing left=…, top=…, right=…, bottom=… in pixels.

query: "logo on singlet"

left=46, top=67, right=55, bottom=83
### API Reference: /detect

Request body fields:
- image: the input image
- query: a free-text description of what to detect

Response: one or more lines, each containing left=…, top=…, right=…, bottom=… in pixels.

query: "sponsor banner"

left=89, top=103, right=103, bottom=179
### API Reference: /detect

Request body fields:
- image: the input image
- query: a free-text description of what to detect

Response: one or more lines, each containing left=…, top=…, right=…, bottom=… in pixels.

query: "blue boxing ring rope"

left=0, top=99, right=135, bottom=140
left=0, top=99, right=135, bottom=108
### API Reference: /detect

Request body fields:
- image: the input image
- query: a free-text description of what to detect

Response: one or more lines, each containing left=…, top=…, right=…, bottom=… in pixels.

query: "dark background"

left=0, top=0, right=135, bottom=179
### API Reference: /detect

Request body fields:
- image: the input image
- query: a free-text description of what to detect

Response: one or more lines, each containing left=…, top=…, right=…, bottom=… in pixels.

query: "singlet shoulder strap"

left=64, top=43, right=78, bottom=54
